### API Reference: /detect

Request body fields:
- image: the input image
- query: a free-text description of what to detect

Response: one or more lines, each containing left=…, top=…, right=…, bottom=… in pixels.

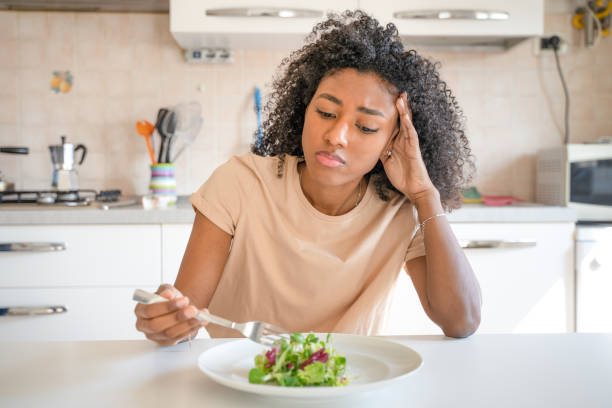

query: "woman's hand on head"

left=134, top=283, right=207, bottom=346
left=380, top=92, right=437, bottom=203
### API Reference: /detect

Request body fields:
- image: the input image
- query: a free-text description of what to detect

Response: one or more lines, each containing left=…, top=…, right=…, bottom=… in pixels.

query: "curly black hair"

left=250, top=10, right=474, bottom=211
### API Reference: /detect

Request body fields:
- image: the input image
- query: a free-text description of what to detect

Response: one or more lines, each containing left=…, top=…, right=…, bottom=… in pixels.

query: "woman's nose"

left=324, top=118, right=349, bottom=148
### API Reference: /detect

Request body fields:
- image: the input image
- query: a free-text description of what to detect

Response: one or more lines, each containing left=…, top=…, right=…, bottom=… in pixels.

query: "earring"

left=386, top=150, right=392, bottom=157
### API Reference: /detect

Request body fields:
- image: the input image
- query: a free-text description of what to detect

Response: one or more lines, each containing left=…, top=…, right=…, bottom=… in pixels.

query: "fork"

left=133, top=289, right=289, bottom=347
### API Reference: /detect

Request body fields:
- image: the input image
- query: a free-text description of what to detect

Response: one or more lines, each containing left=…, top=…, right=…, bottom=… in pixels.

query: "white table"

left=1, top=334, right=611, bottom=407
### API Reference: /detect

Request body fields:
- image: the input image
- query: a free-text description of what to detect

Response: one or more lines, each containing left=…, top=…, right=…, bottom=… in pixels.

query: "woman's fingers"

left=134, top=295, right=188, bottom=319
left=162, top=318, right=205, bottom=339
left=397, top=94, right=419, bottom=148
left=136, top=305, right=199, bottom=334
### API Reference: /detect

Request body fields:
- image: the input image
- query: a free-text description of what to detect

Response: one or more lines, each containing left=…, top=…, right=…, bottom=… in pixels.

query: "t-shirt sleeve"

left=404, top=205, right=426, bottom=262
left=189, top=156, right=254, bottom=236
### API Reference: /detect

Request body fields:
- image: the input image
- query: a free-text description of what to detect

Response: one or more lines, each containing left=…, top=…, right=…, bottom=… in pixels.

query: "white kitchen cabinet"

left=162, top=223, right=193, bottom=285
left=0, top=224, right=162, bottom=341
left=171, top=0, right=359, bottom=49
left=576, top=226, right=612, bottom=332
left=387, top=222, right=575, bottom=335
left=360, top=0, right=543, bottom=37
left=0, top=225, right=161, bottom=288
left=0, top=287, right=157, bottom=341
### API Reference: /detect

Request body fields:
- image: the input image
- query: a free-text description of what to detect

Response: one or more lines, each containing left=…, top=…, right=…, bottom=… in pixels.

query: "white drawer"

left=0, top=287, right=156, bottom=341
left=452, top=223, right=575, bottom=333
left=0, top=225, right=161, bottom=287
left=387, top=223, right=575, bottom=335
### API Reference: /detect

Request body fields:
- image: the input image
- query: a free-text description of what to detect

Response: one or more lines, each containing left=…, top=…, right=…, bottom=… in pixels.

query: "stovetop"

left=0, top=189, right=121, bottom=206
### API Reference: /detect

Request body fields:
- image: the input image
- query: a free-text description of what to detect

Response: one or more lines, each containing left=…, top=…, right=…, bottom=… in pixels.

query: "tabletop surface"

left=1, top=333, right=610, bottom=408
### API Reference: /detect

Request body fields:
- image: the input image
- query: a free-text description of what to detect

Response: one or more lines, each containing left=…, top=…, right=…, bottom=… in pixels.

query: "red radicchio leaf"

left=264, top=346, right=280, bottom=368
left=299, top=348, right=329, bottom=369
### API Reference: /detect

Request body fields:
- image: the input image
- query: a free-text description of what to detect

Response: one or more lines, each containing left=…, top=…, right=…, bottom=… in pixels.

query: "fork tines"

left=260, top=324, right=290, bottom=346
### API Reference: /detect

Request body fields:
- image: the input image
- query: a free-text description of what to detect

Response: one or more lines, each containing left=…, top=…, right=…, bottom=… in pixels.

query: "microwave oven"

left=536, top=144, right=612, bottom=221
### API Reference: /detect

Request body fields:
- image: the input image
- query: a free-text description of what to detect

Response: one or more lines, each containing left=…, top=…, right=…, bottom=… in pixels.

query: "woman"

left=135, top=11, right=481, bottom=346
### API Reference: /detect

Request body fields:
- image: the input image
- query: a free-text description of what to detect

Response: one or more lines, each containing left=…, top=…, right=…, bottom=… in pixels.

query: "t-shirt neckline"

left=291, top=156, right=373, bottom=222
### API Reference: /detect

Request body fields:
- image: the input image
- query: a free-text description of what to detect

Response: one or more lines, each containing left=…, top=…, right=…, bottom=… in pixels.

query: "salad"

left=248, top=332, right=348, bottom=387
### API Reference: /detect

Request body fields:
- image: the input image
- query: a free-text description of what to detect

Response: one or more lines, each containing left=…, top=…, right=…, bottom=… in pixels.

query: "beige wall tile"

left=75, top=97, right=106, bottom=125
left=20, top=151, right=52, bottom=183
left=17, top=12, right=47, bottom=39
left=0, top=40, right=18, bottom=69
left=0, top=96, right=19, bottom=124
left=74, top=70, right=105, bottom=96
left=75, top=41, right=109, bottom=70
left=128, top=14, right=160, bottom=44
left=21, top=125, right=49, bottom=152
left=105, top=43, right=134, bottom=70
left=75, top=13, right=102, bottom=43
left=131, top=70, right=161, bottom=98
left=100, top=13, right=130, bottom=44
left=73, top=123, right=106, bottom=153
left=133, top=43, right=161, bottom=68
left=78, top=151, right=105, bottom=181
left=132, top=96, right=163, bottom=121
left=47, top=12, right=76, bottom=41
left=0, top=12, right=18, bottom=39
left=19, top=69, right=49, bottom=95
left=45, top=40, right=75, bottom=68
left=103, top=70, right=132, bottom=97
left=17, top=40, right=45, bottom=68
left=46, top=94, right=78, bottom=125
left=0, top=70, right=18, bottom=97
left=0, top=123, right=20, bottom=145
left=103, top=97, right=132, bottom=126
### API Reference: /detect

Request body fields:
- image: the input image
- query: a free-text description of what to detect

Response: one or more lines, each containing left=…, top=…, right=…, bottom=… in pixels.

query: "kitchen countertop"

left=0, top=334, right=610, bottom=407
left=0, top=196, right=576, bottom=225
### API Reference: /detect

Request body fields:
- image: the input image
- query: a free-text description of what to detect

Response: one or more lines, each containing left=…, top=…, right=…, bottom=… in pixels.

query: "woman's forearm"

left=414, top=189, right=482, bottom=337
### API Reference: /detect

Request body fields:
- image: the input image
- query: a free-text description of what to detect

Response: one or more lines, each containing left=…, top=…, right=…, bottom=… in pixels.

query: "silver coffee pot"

left=49, top=136, right=87, bottom=190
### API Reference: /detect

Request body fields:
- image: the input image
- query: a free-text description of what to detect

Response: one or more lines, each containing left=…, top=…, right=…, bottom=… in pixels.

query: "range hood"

left=170, top=0, right=544, bottom=53
left=0, top=0, right=169, bottom=12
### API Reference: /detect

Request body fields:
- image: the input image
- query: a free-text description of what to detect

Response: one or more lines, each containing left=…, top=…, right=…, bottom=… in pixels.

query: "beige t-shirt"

left=190, top=153, right=425, bottom=338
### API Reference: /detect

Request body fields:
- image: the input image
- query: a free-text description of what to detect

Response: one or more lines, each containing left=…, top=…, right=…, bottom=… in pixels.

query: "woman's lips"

left=315, top=151, right=345, bottom=168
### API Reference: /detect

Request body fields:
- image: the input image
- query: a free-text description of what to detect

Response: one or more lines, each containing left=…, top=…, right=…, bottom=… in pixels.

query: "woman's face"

left=302, top=68, right=399, bottom=187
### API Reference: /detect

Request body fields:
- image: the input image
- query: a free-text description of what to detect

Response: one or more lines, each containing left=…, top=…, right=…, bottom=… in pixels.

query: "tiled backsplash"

left=1, top=10, right=611, bottom=200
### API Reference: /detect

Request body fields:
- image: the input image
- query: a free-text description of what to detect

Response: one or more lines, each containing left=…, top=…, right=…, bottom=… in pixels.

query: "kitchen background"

left=0, top=0, right=611, bottom=200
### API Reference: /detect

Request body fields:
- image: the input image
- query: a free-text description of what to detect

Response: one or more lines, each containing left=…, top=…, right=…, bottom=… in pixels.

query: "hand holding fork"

left=133, top=287, right=289, bottom=347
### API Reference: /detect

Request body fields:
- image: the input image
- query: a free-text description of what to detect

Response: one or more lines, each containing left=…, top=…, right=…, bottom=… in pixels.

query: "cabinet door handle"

left=0, top=242, right=66, bottom=252
left=0, top=306, right=67, bottom=316
left=459, top=240, right=536, bottom=249
left=206, top=7, right=323, bottom=18
left=393, top=9, right=510, bottom=21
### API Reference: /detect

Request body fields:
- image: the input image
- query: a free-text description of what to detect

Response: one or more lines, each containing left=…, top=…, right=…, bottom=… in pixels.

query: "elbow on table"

left=441, top=313, right=481, bottom=339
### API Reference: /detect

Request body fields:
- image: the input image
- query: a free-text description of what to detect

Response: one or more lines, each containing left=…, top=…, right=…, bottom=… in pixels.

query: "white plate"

left=197, top=334, right=422, bottom=399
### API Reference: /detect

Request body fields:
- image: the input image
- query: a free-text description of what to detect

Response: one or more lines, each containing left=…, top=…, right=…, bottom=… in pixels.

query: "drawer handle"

left=393, top=9, right=510, bottom=21
left=0, top=242, right=66, bottom=252
left=0, top=305, right=67, bottom=316
left=206, top=7, right=323, bottom=18
left=459, top=240, right=536, bottom=249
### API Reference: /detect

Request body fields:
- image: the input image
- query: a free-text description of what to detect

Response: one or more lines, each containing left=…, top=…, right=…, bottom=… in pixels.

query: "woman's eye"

left=357, top=125, right=379, bottom=134
left=316, top=109, right=335, bottom=118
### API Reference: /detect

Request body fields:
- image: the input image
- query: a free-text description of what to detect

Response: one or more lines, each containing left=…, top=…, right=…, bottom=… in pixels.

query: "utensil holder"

left=149, top=163, right=177, bottom=207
